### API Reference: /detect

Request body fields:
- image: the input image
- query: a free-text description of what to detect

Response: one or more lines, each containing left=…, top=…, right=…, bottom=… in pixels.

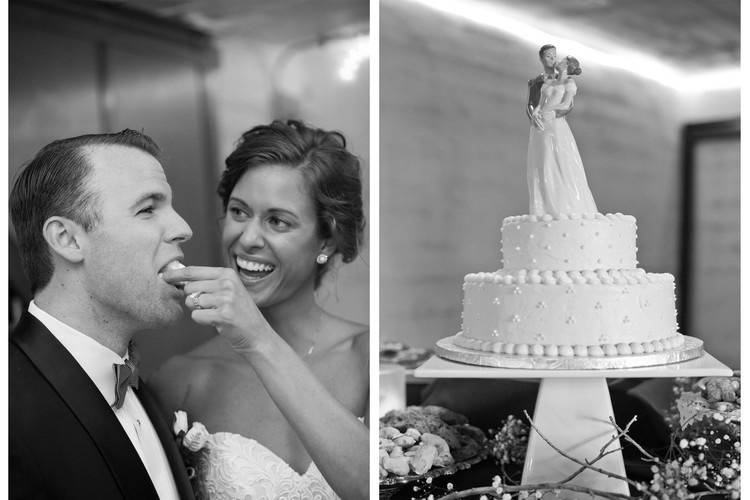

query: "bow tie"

left=112, top=357, right=139, bottom=410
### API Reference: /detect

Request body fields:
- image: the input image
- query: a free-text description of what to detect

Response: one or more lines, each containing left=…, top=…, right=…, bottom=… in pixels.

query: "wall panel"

left=9, top=0, right=219, bottom=375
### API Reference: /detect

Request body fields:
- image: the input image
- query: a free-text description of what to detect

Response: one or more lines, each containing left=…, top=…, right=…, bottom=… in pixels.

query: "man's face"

left=80, top=145, right=192, bottom=331
left=540, top=48, right=557, bottom=71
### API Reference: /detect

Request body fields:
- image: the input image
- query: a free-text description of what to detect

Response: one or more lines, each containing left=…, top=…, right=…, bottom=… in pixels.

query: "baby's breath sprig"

left=488, top=415, right=529, bottom=468
left=432, top=374, right=741, bottom=500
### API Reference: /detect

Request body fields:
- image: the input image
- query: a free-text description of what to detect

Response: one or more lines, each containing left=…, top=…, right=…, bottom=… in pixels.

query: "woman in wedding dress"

left=527, top=56, right=597, bottom=216
left=152, top=120, right=368, bottom=500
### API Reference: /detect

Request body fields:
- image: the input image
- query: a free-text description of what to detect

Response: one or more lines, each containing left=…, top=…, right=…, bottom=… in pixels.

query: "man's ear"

left=42, top=216, right=85, bottom=264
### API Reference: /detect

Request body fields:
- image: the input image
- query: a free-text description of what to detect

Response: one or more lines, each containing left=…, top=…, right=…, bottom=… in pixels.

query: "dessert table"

left=414, top=345, right=732, bottom=498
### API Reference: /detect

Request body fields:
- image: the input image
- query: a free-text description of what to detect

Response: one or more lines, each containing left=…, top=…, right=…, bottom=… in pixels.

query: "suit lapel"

left=11, top=312, right=160, bottom=500
left=137, top=382, right=196, bottom=500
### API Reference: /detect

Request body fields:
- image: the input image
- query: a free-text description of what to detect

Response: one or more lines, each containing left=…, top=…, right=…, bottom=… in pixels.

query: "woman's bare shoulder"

left=351, top=327, right=369, bottom=359
left=326, top=313, right=367, bottom=335
left=149, top=339, right=232, bottom=409
left=152, top=340, right=217, bottom=377
left=149, top=355, right=193, bottom=413
left=323, top=314, right=368, bottom=354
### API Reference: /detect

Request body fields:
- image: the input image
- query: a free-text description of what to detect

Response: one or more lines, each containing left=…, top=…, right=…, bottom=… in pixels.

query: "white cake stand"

left=414, top=337, right=732, bottom=499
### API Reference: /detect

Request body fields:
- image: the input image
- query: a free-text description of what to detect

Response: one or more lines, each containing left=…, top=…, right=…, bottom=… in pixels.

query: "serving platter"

left=379, top=450, right=489, bottom=499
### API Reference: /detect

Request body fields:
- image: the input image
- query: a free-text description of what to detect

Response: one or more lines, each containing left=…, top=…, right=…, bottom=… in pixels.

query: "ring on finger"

left=188, top=291, right=204, bottom=310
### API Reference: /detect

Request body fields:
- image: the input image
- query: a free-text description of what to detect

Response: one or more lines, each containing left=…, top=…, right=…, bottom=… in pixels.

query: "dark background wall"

left=9, top=0, right=223, bottom=375
left=9, top=0, right=371, bottom=377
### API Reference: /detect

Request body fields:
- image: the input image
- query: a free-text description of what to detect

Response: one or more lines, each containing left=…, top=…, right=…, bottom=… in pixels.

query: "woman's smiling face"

left=221, top=164, right=327, bottom=308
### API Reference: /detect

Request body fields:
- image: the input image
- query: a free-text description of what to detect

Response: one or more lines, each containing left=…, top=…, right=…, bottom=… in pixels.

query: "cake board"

left=414, top=339, right=732, bottom=499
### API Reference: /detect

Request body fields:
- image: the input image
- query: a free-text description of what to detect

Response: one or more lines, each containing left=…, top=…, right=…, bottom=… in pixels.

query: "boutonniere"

left=173, top=410, right=189, bottom=436
left=173, top=410, right=211, bottom=451
left=172, top=410, right=212, bottom=480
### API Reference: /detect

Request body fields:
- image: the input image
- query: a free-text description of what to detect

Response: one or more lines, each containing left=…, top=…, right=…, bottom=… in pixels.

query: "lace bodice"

left=189, top=431, right=340, bottom=500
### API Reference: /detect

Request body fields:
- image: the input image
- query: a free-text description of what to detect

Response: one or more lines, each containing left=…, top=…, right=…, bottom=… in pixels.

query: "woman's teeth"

left=236, top=256, right=275, bottom=276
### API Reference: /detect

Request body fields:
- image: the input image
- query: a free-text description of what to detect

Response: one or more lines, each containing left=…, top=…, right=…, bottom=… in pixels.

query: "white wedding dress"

left=188, top=431, right=340, bottom=500
left=527, top=79, right=597, bottom=216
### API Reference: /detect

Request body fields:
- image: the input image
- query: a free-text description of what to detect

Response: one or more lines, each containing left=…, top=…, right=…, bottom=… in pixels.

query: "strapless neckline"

left=211, top=431, right=315, bottom=477
left=186, top=427, right=340, bottom=500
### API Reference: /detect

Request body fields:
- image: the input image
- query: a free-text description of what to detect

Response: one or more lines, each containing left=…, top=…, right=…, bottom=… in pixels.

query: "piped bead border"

left=503, top=212, right=636, bottom=225
left=464, top=269, right=673, bottom=286
left=454, top=332, right=685, bottom=358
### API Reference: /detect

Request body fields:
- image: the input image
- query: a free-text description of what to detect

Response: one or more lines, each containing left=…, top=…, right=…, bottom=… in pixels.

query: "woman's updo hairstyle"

left=218, top=119, right=365, bottom=288
left=566, top=56, right=582, bottom=76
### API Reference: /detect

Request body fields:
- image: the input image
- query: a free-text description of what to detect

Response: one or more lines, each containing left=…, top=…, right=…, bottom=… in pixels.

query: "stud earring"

left=316, top=253, right=328, bottom=265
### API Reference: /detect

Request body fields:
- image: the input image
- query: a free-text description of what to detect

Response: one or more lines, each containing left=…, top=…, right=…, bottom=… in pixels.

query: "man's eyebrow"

left=130, top=192, right=168, bottom=209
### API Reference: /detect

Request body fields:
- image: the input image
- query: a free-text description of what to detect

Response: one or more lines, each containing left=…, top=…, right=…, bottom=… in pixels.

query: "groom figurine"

left=526, top=44, right=573, bottom=129
left=10, top=130, right=196, bottom=499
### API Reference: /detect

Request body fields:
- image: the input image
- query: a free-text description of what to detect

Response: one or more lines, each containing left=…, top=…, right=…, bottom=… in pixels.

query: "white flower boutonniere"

left=172, top=410, right=211, bottom=452
left=183, top=422, right=210, bottom=452
left=171, top=410, right=212, bottom=483
left=173, top=410, right=189, bottom=435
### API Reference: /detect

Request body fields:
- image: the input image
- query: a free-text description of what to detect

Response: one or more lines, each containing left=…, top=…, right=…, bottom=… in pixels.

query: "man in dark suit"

left=526, top=44, right=573, bottom=129
left=10, top=130, right=196, bottom=499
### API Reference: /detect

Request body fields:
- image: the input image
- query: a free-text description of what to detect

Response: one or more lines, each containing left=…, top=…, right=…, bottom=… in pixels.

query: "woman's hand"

left=163, top=266, right=273, bottom=354
left=531, top=106, right=545, bottom=130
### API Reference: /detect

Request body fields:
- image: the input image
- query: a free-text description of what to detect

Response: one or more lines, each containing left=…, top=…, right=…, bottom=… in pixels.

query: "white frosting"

left=501, top=213, right=637, bottom=271
left=453, top=331, right=685, bottom=358
left=459, top=212, right=685, bottom=358
left=465, top=268, right=672, bottom=286
left=461, top=269, right=679, bottom=354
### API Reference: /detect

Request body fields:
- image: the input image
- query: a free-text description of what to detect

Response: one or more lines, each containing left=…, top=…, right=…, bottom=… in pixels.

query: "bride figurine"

left=527, top=52, right=597, bottom=216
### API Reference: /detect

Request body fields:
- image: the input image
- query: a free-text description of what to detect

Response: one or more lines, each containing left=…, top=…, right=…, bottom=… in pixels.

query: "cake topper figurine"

left=526, top=44, right=572, bottom=128
left=526, top=45, right=597, bottom=217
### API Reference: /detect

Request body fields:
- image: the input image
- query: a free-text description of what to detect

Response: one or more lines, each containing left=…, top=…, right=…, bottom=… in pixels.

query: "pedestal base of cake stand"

left=522, top=377, right=627, bottom=497
left=414, top=344, right=732, bottom=499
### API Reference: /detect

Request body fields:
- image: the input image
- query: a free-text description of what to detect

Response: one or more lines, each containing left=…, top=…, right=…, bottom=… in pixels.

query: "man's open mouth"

left=158, top=260, right=186, bottom=289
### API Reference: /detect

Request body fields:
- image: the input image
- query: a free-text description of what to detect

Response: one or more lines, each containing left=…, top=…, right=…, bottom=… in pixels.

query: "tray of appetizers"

left=379, top=405, right=488, bottom=493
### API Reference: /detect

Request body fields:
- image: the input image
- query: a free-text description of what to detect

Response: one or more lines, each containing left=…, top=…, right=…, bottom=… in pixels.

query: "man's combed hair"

left=218, top=119, right=365, bottom=288
left=538, top=44, right=556, bottom=58
left=9, top=129, right=161, bottom=293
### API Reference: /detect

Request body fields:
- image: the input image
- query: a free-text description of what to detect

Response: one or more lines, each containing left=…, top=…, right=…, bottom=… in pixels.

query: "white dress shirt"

left=29, top=301, right=180, bottom=500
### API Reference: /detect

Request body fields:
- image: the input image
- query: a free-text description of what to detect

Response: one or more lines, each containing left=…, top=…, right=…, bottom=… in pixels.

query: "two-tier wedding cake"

left=453, top=212, right=684, bottom=358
